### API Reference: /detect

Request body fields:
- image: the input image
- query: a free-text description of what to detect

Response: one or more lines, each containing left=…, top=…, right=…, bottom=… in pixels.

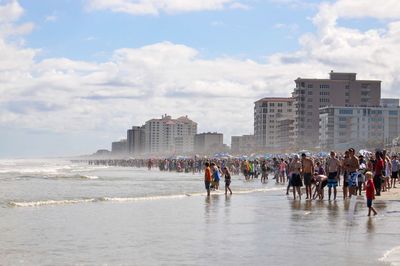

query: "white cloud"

left=85, top=0, right=244, bottom=15
left=2, top=0, right=400, bottom=153
left=45, top=15, right=57, bottom=22
left=0, top=0, right=24, bottom=22
left=229, top=2, right=250, bottom=10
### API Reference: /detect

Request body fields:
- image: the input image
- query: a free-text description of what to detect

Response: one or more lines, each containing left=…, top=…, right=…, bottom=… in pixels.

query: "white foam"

left=9, top=198, right=97, bottom=207
left=8, top=187, right=286, bottom=207
left=102, top=195, right=188, bottom=202
left=380, top=246, right=400, bottom=266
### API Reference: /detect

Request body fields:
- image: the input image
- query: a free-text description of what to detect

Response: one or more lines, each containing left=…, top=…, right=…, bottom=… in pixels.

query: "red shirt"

left=204, top=167, right=212, bottom=182
left=375, top=159, right=384, bottom=176
left=365, top=179, right=375, bottom=200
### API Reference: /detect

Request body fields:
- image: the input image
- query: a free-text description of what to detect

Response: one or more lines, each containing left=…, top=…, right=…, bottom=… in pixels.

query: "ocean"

left=0, top=158, right=399, bottom=266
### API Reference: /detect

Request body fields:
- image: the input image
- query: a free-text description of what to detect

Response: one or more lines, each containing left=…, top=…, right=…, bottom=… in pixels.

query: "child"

left=365, top=171, right=377, bottom=216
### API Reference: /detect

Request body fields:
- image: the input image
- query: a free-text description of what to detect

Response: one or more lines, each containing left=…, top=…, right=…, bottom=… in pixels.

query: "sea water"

left=0, top=158, right=399, bottom=265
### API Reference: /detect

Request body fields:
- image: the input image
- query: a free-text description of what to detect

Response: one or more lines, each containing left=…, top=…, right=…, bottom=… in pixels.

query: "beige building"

left=194, top=132, right=224, bottom=155
left=254, top=97, right=294, bottom=150
left=144, top=115, right=197, bottom=154
left=320, top=106, right=400, bottom=151
left=231, top=135, right=256, bottom=154
left=293, top=71, right=381, bottom=149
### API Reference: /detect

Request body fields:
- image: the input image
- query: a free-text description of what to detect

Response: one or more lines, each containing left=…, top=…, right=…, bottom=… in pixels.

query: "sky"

left=1, top=0, right=400, bottom=157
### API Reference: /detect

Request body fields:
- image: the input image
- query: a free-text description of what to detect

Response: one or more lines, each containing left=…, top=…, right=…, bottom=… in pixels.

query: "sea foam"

left=380, top=246, right=400, bottom=266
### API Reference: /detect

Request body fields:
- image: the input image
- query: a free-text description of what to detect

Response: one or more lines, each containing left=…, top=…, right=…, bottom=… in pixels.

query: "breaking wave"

left=8, top=187, right=284, bottom=208
left=380, top=246, right=400, bottom=266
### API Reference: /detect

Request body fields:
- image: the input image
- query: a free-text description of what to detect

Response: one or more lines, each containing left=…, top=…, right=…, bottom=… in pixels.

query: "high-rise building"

left=254, top=97, right=294, bottom=150
left=111, top=139, right=128, bottom=154
left=144, top=115, right=197, bottom=154
left=231, top=135, right=256, bottom=154
left=320, top=106, right=400, bottom=151
left=127, top=126, right=145, bottom=155
left=293, top=71, right=381, bottom=149
left=194, top=132, right=224, bottom=154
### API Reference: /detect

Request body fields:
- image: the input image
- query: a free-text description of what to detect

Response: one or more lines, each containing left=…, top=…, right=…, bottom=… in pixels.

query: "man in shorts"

left=347, top=148, right=360, bottom=197
left=326, top=151, right=341, bottom=201
left=301, top=153, right=314, bottom=200
left=289, top=155, right=303, bottom=200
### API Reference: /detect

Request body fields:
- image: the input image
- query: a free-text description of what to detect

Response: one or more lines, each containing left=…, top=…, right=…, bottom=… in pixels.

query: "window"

left=339, top=117, right=347, bottom=122
left=320, top=84, right=330, bottom=89
left=269, top=103, right=275, bottom=107
left=320, top=91, right=330, bottom=96
left=389, top=110, right=398, bottom=115
left=361, top=91, right=369, bottom=96
left=308, top=91, right=313, bottom=95
left=278, top=103, right=283, bottom=107
left=361, top=83, right=370, bottom=88
left=307, top=98, right=313, bottom=102
left=339, top=109, right=353, bottom=115
left=320, top=98, right=330, bottom=103
left=307, top=84, right=313, bottom=88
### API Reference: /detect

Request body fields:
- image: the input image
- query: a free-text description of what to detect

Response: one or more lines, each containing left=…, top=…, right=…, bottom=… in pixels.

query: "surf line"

left=8, top=187, right=285, bottom=208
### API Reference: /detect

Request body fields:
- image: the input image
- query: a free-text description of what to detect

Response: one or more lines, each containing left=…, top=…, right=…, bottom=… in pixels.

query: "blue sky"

left=1, top=0, right=399, bottom=157
left=20, top=0, right=318, bottom=61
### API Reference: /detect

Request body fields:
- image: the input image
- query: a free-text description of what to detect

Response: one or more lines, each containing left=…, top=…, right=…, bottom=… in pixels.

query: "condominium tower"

left=320, top=106, right=400, bottom=150
left=293, top=71, right=381, bottom=149
left=254, top=97, right=294, bottom=150
left=144, top=115, right=197, bottom=154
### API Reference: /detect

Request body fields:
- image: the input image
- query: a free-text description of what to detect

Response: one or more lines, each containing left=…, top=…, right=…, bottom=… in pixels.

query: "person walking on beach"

left=374, top=151, right=384, bottom=196
left=289, top=155, right=303, bottom=200
left=223, top=166, right=232, bottom=195
left=301, top=153, right=314, bottom=200
left=391, top=155, right=399, bottom=188
left=365, top=171, right=377, bottom=216
left=279, top=159, right=287, bottom=184
left=204, top=162, right=212, bottom=196
left=326, top=151, right=341, bottom=201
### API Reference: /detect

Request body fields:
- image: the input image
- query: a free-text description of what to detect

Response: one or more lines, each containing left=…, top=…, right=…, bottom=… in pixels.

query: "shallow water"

left=0, top=159, right=399, bottom=265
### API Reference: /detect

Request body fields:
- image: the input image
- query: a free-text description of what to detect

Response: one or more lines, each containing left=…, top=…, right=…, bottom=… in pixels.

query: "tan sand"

left=376, top=186, right=400, bottom=201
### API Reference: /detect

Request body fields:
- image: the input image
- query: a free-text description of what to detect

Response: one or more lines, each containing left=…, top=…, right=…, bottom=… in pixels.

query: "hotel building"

left=293, top=71, right=381, bottom=149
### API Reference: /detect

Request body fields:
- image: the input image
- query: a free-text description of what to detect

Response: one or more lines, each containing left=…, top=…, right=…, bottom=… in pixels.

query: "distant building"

left=276, top=115, right=295, bottom=152
left=231, top=135, right=256, bottom=154
left=144, top=115, right=197, bottom=154
left=320, top=106, right=400, bottom=151
left=381, top=98, right=399, bottom=108
left=194, top=132, right=224, bottom=154
left=127, top=126, right=145, bottom=155
left=93, top=149, right=111, bottom=156
left=254, top=97, right=294, bottom=150
left=293, top=71, right=381, bottom=149
left=111, top=139, right=128, bottom=154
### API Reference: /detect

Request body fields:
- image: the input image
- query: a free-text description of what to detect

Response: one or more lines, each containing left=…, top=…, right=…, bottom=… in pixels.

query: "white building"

left=254, top=97, right=294, bottom=150
left=320, top=106, right=400, bottom=151
left=144, top=115, right=197, bottom=154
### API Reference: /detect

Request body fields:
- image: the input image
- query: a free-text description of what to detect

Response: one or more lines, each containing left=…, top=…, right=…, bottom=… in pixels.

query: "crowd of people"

left=82, top=148, right=399, bottom=215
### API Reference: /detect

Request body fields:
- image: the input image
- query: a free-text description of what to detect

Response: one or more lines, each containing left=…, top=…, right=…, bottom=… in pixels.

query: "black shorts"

left=303, top=173, right=312, bottom=186
left=205, top=181, right=211, bottom=190
left=321, top=179, right=328, bottom=188
left=291, top=173, right=303, bottom=187
left=392, top=171, right=398, bottom=179
left=328, top=172, right=337, bottom=179
left=225, top=180, right=231, bottom=186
